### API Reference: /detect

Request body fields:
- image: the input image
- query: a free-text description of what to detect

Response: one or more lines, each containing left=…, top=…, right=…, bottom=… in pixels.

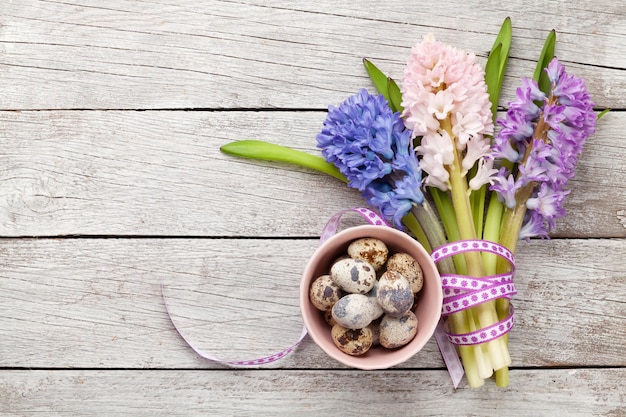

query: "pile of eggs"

left=309, top=237, right=424, bottom=356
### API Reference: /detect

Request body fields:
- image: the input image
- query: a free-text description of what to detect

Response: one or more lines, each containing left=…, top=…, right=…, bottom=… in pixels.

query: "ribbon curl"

left=162, top=207, right=386, bottom=366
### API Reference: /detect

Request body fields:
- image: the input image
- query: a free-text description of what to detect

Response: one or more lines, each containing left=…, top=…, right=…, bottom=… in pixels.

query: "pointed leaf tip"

left=220, top=140, right=347, bottom=183
left=534, top=29, right=557, bottom=95
left=363, top=58, right=390, bottom=101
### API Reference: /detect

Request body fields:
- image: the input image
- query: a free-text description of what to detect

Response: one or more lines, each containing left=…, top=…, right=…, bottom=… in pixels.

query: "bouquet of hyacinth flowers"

left=220, top=18, right=606, bottom=388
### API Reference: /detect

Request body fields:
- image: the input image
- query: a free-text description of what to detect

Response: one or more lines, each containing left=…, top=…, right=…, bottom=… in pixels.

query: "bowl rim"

left=300, top=224, right=443, bottom=370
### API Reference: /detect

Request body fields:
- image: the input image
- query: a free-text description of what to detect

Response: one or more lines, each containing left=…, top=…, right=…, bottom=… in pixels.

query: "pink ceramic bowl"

left=300, top=225, right=442, bottom=370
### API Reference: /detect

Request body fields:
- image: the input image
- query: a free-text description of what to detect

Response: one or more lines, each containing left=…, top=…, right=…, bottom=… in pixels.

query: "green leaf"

left=597, top=108, right=611, bottom=120
left=363, top=58, right=390, bottom=101
left=493, top=17, right=512, bottom=77
left=387, top=77, right=403, bottom=113
left=484, top=17, right=512, bottom=124
left=534, top=29, right=557, bottom=95
left=220, top=140, right=347, bottom=182
left=485, top=43, right=503, bottom=121
left=363, top=58, right=404, bottom=112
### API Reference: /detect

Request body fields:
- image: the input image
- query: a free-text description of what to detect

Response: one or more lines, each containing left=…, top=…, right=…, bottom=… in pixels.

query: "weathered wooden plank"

left=1, top=0, right=624, bottom=110
left=0, top=238, right=623, bottom=369
left=1, top=110, right=623, bottom=237
left=1, top=369, right=624, bottom=416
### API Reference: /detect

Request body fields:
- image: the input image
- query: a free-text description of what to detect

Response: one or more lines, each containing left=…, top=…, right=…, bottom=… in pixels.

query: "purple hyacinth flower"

left=490, top=58, right=595, bottom=238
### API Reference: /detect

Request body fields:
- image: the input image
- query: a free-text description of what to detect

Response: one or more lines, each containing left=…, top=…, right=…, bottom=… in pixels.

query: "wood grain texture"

left=0, top=238, right=624, bottom=369
left=1, top=0, right=625, bottom=413
left=1, top=110, right=624, bottom=237
left=1, top=369, right=625, bottom=416
left=1, top=0, right=624, bottom=110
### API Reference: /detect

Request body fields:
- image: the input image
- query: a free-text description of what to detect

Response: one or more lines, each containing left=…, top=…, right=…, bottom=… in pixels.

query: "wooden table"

left=1, top=1, right=625, bottom=415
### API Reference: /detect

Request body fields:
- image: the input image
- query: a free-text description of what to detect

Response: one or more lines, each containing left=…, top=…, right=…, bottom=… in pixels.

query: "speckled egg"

left=376, top=271, right=414, bottom=317
left=347, top=237, right=389, bottom=271
left=330, top=258, right=376, bottom=294
left=386, top=252, right=424, bottom=294
left=379, top=311, right=418, bottom=349
left=332, top=293, right=381, bottom=329
left=309, top=274, right=343, bottom=311
left=331, top=324, right=373, bottom=356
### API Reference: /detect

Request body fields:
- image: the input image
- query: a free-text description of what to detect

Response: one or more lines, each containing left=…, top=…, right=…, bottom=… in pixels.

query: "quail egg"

left=379, top=311, right=418, bottom=349
left=376, top=271, right=414, bottom=317
left=386, top=252, right=424, bottom=294
left=309, top=274, right=343, bottom=311
left=347, top=237, right=389, bottom=271
left=332, top=293, right=382, bottom=329
left=330, top=258, right=376, bottom=294
left=331, top=324, right=373, bottom=356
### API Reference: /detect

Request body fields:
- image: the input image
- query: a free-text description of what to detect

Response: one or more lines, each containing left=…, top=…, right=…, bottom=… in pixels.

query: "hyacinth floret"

left=316, top=89, right=424, bottom=228
left=491, top=57, right=596, bottom=238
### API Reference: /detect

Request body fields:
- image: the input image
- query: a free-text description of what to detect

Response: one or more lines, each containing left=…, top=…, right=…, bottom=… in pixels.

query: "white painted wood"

left=1, top=369, right=625, bottom=416
left=1, top=0, right=624, bottom=412
left=1, top=0, right=624, bottom=110
left=0, top=110, right=623, bottom=237
left=0, top=238, right=623, bottom=369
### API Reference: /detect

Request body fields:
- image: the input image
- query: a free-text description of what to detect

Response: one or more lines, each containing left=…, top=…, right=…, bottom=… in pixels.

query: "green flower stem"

left=220, top=140, right=346, bottom=182
left=410, top=202, right=484, bottom=388
left=449, top=155, right=507, bottom=376
left=443, top=120, right=510, bottom=375
left=401, top=212, right=432, bottom=253
left=497, top=192, right=530, bottom=308
left=492, top=199, right=530, bottom=389
left=495, top=367, right=509, bottom=388
left=482, top=160, right=513, bottom=274
left=451, top=315, right=484, bottom=388
left=410, top=201, right=453, bottom=275
left=482, top=192, right=505, bottom=274
left=491, top=177, right=534, bottom=388
left=482, top=190, right=510, bottom=387
left=430, top=188, right=467, bottom=273
left=470, top=184, right=487, bottom=239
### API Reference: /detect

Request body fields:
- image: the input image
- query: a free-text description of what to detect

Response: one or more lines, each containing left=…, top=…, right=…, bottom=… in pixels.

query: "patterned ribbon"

left=431, top=240, right=516, bottom=345
left=162, top=207, right=386, bottom=366
left=431, top=239, right=516, bottom=388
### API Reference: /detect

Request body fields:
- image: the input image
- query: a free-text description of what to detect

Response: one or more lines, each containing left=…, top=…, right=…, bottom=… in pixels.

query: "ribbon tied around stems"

left=162, top=207, right=388, bottom=367
left=431, top=240, right=516, bottom=345
left=431, top=239, right=517, bottom=388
